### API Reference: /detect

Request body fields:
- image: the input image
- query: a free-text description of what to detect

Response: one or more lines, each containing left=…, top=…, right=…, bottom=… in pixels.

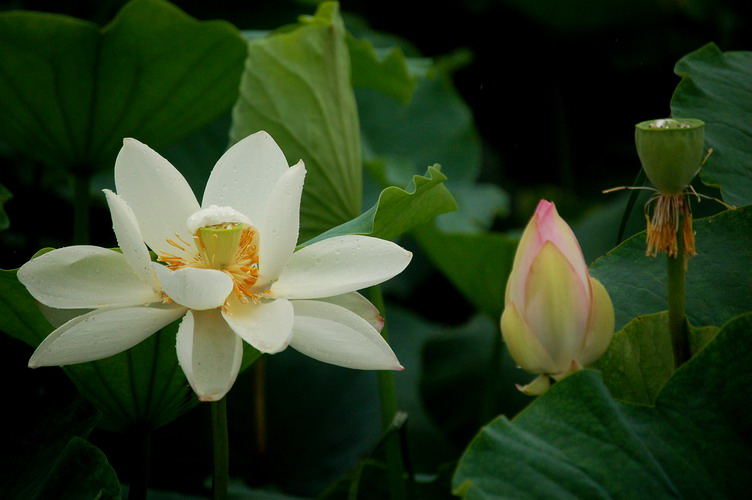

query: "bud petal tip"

left=516, top=375, right=551, bottom=396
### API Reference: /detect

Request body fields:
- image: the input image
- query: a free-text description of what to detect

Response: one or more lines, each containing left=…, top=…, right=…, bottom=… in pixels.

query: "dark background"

left=0, top=0, right=749, bottom=497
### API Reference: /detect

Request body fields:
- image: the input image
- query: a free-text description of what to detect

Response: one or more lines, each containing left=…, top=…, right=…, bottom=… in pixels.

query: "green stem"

left=127, top=427, right=151, bottom=500
left=211, top=398, right=229, bottom=500
left=72, top=174, right=91, bottom=245
left=368, top=286, right=407, bottom=500
left=252, top=359, right=269, bottom=485
left=667, top=213, right=689, bottom=367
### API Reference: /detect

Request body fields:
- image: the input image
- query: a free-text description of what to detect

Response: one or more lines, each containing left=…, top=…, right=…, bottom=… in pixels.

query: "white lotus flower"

left=19, top=131, right=411, bottom=401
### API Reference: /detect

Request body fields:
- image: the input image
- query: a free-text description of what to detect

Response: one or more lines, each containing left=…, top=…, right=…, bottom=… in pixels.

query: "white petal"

left=114, top=138, right=200, bottom=258
left=222, top=296, right=294, bottom=354
left=29, top=305, right=186, bottom=367
left=270, top=235, right=412, bottom=299
left=38, top=304, right=92, bottom=328
left=314, top=292, right=384, bottom=332
left=254, top=162, right=306, bottom=290
left=289, top=300, right=402, bottom=370
left=153, top=264, right=233, bottom=310
left=104, top=189, right=160, bottom=290
left=18, top=246, right=162, bottom=309
left=175, top=309, right=243, bottom=402
left=202, top=131, right=291, bottom=223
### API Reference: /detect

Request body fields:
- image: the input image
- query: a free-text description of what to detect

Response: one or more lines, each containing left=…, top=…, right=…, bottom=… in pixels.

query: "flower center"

left=160, top=222, right=260, bottom=303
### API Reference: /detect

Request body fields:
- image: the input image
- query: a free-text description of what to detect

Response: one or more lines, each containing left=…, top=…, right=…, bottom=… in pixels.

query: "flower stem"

left=72, top=174, right=91, bottom=245
left=368, top=286, right=407, bottom=500
left=252, top=358, right=269, bottom=485
left=667, top=212, right=689, bottom=367
left=211, top=397, right=229, bottom=500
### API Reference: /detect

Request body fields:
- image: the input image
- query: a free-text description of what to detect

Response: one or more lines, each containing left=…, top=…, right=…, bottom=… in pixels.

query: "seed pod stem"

left=667, top=211, right=690, bottom=366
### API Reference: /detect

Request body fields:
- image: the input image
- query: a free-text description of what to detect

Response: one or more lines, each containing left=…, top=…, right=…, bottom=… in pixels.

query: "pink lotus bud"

left=500, top=200, right=614, bottom=395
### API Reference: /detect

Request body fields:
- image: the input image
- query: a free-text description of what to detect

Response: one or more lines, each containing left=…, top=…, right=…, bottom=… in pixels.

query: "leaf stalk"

left=211, top=397, right=229, bottom=500
left=667, top=212, right=690, bottom=366
left=368, top=285, right=407, bottom=500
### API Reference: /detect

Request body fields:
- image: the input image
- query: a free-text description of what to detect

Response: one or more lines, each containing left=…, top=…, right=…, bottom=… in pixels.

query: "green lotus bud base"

left=516, top=374, right=551, bottom=396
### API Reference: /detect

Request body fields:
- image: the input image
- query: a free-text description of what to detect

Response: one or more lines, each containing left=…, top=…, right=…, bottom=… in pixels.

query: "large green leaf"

left=672, top=43, right=752, bottom=207
left=589, top=205, right=752, bottom=330
left=2, top=398, right=121, bottom=499
left=230, top=2, right=362, bottom=242
left=590, top=311, right=719, bottom=406
left=589, top=311, right=673, bottom=407
left=31, top=437, right=121, bottom=499
left=0, top=269, right=54, bottom=346
left=0, top=268, right=205, bottom=432
left=303, top=165, right=456, bottom=245
left=58, top=322, right=199, bottom=432
left=0, top=0, right=246, bottom=173
left=453, top=313, right=752, bottom=498
left=239, top=20, right=422, bottom=105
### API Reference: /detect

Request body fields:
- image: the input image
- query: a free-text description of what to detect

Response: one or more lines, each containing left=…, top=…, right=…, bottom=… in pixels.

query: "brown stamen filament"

left=645, top=194, right=695, bottom=258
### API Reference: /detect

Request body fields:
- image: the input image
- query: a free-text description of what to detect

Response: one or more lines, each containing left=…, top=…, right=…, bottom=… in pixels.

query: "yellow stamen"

left=158, top=224, right=261, bottom=305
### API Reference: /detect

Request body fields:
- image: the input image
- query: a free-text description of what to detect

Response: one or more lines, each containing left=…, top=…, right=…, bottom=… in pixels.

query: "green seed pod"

left=198, top=223, right=245, bottom=268
left=635, top=118, right=705, bottom=195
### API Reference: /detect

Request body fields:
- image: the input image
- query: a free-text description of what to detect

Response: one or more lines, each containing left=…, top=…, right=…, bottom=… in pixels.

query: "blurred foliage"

left=0, top=0, right=246, bottom=175
left=0, top=183, right=10, bottom=231
left=1, top=397, right=121, bottom=499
